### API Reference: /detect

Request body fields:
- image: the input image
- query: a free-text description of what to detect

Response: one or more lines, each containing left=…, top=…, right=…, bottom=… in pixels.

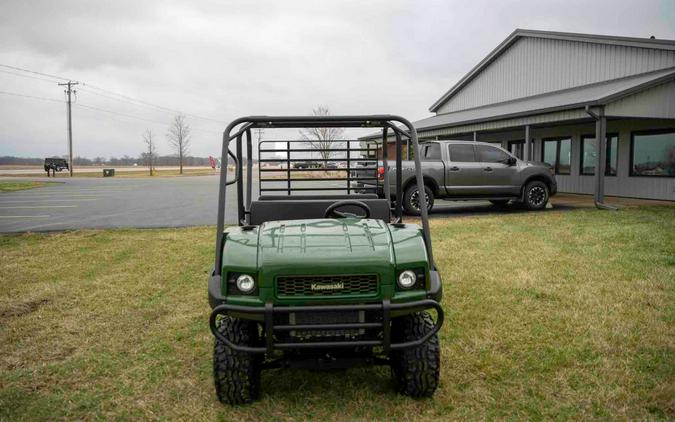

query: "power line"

left=0, top=62, right=228, bottom=124
left=0, top=68, right=58, bottom=84
left=0, top=64, right=71, bottom=82
left=75, top=103, right=178, bottom=126
left=0, top=90, right=64, bottom=103
left=75, top=102, right=221, bottom=135
left=79, top=84, right=227, bottom=123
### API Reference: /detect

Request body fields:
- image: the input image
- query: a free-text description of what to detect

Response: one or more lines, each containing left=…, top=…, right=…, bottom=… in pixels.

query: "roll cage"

left=214, top=115, right=433, bottom=275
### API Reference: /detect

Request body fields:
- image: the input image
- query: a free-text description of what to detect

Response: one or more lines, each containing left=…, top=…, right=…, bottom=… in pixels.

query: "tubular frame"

left=214, top=115, right=433, bottom=277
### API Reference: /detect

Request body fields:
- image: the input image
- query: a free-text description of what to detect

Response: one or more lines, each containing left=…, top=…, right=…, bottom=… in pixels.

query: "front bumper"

left=209, top=298, right=444, bottom=354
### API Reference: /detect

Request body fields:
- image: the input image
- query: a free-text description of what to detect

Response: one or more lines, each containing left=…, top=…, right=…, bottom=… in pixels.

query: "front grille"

left=290, top=310, right=364, bottom=338
left=276, top=274, right=378, bottom=297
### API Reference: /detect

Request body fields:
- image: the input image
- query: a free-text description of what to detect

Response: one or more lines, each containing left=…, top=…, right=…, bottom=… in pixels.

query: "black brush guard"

left=209, top=299, right=444, bottom=354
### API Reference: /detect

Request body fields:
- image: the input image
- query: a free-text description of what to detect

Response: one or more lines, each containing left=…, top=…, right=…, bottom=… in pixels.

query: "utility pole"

left=58, top=81, right=78, bottom=176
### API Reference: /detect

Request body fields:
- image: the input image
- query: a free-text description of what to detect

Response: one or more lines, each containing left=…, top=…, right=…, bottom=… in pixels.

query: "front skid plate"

left=261, top=354, right=391, bottom=370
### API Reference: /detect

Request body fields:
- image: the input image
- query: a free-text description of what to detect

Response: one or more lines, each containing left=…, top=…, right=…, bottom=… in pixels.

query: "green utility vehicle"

left=208, top=115, right=444, bottom=404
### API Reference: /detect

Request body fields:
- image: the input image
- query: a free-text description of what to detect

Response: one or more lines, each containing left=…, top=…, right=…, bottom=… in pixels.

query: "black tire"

left=213, top=317, right=261, bottom=404
left=390, top=311, right=440, bottom=397
left=402, top=184, right=434, bottom=216
left=489, top=200, right=510, bottom=207
left=523, top=180, right=549, bottom=210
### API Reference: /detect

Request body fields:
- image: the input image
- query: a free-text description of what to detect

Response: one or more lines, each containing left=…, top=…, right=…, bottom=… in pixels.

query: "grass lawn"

left=0, top=181, right=57, bottom=192
left=0, top=206, right=673, bottom=420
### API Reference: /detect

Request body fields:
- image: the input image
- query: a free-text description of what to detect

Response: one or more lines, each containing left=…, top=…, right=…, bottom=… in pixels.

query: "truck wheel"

left=402, top=184, right=434, bottom=216
left=213, top=316, right=261, bottom=404
left=390, top=311, right=440, bottom=397
left=523, top=180, right=549, bottom=210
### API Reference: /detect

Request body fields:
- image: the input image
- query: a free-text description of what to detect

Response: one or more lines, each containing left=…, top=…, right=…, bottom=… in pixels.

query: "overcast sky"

left=1, top=0, right=674, bottom=159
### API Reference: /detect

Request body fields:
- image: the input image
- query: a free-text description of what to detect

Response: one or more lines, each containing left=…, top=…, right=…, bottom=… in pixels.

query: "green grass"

left=0, top=206, right=673, bottom=420
left=0, top=181, right=57, bottom=192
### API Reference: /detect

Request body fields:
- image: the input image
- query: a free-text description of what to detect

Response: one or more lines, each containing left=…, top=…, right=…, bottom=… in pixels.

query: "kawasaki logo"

left=310, top=282, right=345, bottom=291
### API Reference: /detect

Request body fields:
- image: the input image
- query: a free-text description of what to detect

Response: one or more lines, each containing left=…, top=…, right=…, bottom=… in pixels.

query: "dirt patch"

left=0, top=298, right=50, bottom=319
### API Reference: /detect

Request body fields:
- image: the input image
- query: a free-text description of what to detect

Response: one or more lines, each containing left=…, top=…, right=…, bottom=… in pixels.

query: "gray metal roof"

left=429, top=29, right=675, bottom=113
left=361, top=67, right=675, bottom=140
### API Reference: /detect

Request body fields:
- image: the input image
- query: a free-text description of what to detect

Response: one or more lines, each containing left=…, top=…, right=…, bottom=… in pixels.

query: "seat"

left=249, top=198, right=390, bottom=225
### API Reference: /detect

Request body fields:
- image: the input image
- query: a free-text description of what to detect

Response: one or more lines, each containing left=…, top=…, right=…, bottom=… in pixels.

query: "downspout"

left=585, top=105, right=617, bottom=210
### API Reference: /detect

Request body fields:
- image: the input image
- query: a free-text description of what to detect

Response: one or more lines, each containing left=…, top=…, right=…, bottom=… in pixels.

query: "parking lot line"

left=0, top=205, right=77, bottom=209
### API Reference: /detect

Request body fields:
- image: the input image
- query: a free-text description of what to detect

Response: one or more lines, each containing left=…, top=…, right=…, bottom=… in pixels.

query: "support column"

left=594, top=108, right=607, bottom=204
left=524, top=125, right=531, bottom=161
left=473, top=131, right=477, bottom=142
left=585, top=105, right=615, bottom=210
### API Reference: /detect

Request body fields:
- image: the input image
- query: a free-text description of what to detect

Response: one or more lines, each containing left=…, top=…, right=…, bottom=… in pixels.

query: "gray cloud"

left=1, top=0, right=673, bottom=158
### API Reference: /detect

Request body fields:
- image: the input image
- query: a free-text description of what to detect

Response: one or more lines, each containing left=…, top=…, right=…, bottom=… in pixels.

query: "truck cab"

left=353, top=140, right=557, bottom=214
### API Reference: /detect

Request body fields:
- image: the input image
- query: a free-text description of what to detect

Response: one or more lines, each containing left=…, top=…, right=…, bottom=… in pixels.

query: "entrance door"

left=508, top=140, right=524, bottom=160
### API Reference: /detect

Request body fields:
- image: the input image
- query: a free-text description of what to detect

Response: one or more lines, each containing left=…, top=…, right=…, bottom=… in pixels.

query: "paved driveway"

left=1, top=175, right=512, bottom=233
left=0, top=176, right=230, bottom=232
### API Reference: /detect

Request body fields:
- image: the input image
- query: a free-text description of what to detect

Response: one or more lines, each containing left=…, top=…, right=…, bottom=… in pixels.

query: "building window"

left=580, top=134, right=618, bottom=176
left=630, top=130, right=675, bottom=177
left=542, top=137, right=571, bottom=175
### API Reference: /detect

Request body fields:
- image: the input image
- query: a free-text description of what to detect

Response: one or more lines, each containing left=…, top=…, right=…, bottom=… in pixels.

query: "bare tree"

left=298, top=106, right=344, bottom=165
left=142, top=129, right=156, bottom=176
left=166, top=114, right=191, bottom=174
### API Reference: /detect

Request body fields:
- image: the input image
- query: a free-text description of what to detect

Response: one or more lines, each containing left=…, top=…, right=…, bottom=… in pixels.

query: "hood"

left=257, top=218, right=395, bottom=278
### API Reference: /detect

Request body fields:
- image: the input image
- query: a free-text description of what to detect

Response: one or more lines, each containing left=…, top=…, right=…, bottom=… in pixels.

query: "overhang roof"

left=429, top=29, right=675, bottom=113
left=361, top=67, right=675, bottom=140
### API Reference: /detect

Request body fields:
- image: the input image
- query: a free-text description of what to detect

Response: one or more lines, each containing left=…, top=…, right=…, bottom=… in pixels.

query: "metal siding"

left=437, top=38, right=675, bottom=114
left=419, top=109, right=589, bottom=138
left=606, top=80, right=675, bottom=118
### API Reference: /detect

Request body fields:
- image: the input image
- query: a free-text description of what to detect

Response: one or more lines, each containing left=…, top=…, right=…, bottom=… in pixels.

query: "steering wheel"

left=324, top=200, right=371, bottom=219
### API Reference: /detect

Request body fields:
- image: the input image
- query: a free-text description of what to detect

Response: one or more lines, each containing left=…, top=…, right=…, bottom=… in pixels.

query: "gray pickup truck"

left=352, top=140, right=557, bottom=215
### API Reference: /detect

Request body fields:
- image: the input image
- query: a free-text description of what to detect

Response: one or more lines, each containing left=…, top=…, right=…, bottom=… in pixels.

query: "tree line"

left=0, top=154, right=214, bottom=167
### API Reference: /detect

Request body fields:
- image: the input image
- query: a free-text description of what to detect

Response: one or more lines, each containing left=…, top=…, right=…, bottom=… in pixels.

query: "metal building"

left=362, top=29, right=675, bottom=201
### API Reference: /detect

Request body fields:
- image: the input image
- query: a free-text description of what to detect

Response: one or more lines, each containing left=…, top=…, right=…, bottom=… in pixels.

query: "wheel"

left=402, top=184, right=434, bottom=216
left=523, top=180, right=549, bottom=210
left=213, top=316, right=261, bottom=404
left=390, top=311, right=440, bottom=397
left=489, top=200, right=510, bottom=207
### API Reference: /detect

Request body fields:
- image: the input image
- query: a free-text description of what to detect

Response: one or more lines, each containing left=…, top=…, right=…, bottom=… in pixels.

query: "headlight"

left=397, top=270, right=417, bottom=289
left=236, top=274, right=255, bottom=293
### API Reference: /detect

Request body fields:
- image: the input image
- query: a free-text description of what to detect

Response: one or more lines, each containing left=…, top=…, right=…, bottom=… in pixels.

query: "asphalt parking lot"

left=0, top=175, right=506, bottom=233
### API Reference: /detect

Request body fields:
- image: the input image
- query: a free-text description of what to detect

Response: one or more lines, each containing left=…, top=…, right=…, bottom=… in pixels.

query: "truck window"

left=423, top=143, right=441, bottom=160
left=448, top=144, right=475, bottom=162
left=476, top=145, right=510, bottom=163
